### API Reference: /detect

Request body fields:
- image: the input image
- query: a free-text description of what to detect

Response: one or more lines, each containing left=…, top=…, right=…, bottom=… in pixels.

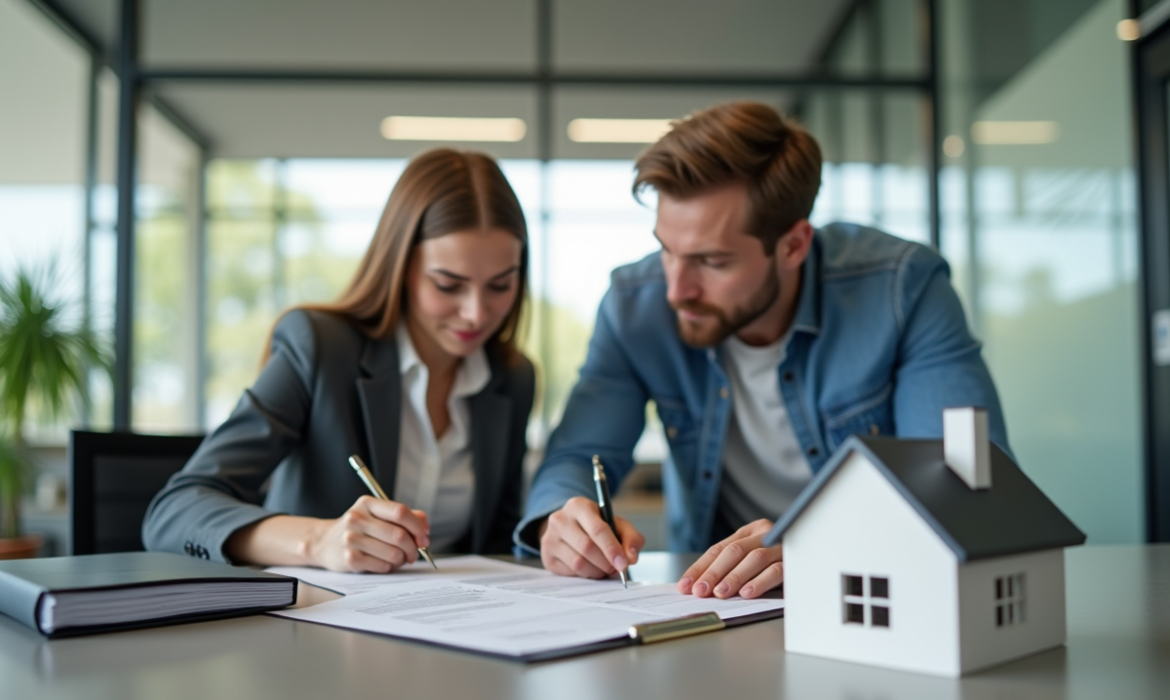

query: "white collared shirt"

left=392, top=322, right=490, bottom=552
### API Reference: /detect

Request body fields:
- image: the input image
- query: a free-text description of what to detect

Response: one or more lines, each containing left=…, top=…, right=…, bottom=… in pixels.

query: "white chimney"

left=943, top=407, right=991, bottom=490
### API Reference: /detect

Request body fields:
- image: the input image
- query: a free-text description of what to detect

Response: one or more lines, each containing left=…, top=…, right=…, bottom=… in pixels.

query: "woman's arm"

left=142, top=311, right=322, bottom=562
left=225, top=497, right=431, bottom=572
left=144, top=309, right=436, bottom=572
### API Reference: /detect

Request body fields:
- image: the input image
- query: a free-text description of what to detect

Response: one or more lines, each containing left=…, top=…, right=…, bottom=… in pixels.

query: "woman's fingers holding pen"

left=363, top=496, right=430, bottom=549
left=314, top=497, right=431, bottom=573
left=312, top=511, right=408, bottom=572
left=341, top=531, right=409, bottom=573
left=411, top=509, right=430, bottom=538
left=347, top=500, right=419, bottom=566
left=354, top=511, right=421, bottom=564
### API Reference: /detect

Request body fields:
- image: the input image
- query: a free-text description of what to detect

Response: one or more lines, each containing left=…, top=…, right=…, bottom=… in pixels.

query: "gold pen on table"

left=347, top=454, right=438, bottom=570
left=592, top=455, right=630, bottom=588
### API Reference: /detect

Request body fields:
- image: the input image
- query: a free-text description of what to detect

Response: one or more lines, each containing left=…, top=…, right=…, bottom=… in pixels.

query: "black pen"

left=592, top=455, right=630, bottom=588
left=348, top=454, right=438, bottom=570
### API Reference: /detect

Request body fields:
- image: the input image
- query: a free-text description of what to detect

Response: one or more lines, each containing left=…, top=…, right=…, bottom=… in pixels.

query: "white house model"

left=764, top=407, right=1085, bottom=677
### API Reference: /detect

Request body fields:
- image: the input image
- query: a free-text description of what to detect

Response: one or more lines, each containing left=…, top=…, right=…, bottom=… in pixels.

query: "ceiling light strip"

left=970, top=121, right=1059, bottom=145
left=567, top=118, right=674, bottom=144
left=380, top=116, right=527, bottom=142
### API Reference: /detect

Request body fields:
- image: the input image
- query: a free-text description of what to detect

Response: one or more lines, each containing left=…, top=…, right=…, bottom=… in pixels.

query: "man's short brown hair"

left=633, top=101, right=822, bottom=254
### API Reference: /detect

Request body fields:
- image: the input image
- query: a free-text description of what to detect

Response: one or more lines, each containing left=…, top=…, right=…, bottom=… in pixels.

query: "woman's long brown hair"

left=264, top=149, right=529, bottom=364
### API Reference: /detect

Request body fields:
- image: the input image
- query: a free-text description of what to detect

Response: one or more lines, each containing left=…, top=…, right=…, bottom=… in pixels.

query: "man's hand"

left=539, top=496, right=645, bottom=579
left=677, top=519, right=782, bottom=599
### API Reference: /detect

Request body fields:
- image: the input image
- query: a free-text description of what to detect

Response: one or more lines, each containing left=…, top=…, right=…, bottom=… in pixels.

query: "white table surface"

left=2, top=545, right=1168, bottom=700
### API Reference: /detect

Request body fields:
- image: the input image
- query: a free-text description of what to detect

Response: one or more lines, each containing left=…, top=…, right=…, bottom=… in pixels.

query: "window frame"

left=841, top=572, right=891, bottom=628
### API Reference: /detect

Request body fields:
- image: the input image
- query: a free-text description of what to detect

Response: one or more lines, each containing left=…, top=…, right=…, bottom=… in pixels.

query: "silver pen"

left=592, top=455, right=630, bottom=587
left=348, top=454, right=438, bottom=570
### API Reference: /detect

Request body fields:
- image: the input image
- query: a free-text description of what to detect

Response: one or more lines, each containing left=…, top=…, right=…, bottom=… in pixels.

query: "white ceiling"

left=147, top=83, right=803, bottom=160
left=153, top=83, right=542, bottom=159
left=45, top=0, right=857, bottom=158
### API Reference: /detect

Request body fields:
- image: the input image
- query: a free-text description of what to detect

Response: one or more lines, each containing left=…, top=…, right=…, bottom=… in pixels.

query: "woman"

left=143, top=149, right=535, bottom=572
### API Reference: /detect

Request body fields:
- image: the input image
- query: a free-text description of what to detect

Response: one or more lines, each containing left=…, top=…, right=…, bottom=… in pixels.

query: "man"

left=513, top=101, right=1008, bottom=600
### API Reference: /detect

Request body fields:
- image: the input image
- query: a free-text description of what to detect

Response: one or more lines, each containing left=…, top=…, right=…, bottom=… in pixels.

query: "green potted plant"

left=0, top=267, right=108, bottom=558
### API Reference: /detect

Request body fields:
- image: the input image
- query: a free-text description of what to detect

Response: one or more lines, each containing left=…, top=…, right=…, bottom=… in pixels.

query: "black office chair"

left=69, top=430, right=205, bottom=555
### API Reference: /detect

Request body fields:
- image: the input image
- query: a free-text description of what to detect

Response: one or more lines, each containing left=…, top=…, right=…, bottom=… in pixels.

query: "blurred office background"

left=0, top=0, right=1154, bottom=550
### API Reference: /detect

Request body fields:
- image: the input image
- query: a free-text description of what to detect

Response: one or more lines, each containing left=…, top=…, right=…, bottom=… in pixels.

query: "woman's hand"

left=309, top=495, right=431, bottom=573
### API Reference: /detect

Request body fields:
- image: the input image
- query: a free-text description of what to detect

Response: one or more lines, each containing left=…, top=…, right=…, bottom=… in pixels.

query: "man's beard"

left=672, top=266, right=781, bottom=348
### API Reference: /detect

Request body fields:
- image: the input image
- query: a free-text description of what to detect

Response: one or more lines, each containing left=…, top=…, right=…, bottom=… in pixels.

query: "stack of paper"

left=41, top=581, right=294, bottom=634
left=270, top=556, right=783, bottom=660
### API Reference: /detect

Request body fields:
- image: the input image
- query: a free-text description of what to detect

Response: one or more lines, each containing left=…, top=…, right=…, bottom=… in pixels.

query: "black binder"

left=0, top=552, right=297, bottom=638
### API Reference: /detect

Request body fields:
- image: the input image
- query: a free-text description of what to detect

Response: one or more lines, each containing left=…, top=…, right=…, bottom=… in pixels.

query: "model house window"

left=842, top=574, right=890, bottom=628
left=995, top=573, right=1026, bottom=627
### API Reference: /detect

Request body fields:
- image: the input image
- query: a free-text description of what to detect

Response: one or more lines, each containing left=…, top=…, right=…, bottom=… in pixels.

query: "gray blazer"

left=142, top=309, right=535, bottom=562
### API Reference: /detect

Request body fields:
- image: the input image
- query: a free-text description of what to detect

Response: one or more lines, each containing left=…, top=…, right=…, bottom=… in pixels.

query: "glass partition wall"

left=940, top=0, right=1143, bottom=543
left=0, top=0, right=104, bottom=442
left=164, top=0, right=936, bottom=467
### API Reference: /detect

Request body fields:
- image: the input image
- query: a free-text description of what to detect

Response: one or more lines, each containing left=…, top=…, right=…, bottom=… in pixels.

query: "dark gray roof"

left=764, top=436, right=1086, bottom=562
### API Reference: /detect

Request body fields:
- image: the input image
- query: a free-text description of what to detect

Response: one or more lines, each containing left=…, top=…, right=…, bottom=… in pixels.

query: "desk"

left=2, top=545, right=1168, bottom=700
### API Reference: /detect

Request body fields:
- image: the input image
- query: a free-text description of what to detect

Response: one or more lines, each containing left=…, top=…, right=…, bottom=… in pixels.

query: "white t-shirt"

left=717, top=332, right=814, bottom=530
left=392, top=323, right=488, bottom=552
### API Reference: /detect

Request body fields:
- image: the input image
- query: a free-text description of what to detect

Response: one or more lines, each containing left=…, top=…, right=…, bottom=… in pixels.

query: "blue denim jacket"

left=515, top=223, right=1010, bottom=554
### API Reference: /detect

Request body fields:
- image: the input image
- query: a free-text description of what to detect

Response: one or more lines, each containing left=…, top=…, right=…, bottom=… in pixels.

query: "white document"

left=267, top=557, right=520, bottom=595
left=270, top=556, right=784, bottom=658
